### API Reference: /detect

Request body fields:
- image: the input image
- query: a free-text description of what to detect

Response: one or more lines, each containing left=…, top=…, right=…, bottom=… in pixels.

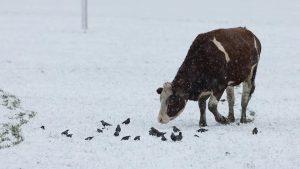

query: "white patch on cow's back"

left=254, top=37, right=258, bottom=52
left=212, top=37, right=230, bottom=62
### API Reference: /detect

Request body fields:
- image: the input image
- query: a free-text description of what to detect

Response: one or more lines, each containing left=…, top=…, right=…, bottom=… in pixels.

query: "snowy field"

left=0, top=0, right=300, bottom=168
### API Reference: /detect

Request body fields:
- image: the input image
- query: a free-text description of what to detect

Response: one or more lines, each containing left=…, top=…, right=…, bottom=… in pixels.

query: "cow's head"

left=156, top=82, right=187, bottom=124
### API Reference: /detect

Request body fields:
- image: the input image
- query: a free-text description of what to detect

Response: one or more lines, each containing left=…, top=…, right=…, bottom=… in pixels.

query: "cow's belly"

left=226, top=57, right=252, bottom=85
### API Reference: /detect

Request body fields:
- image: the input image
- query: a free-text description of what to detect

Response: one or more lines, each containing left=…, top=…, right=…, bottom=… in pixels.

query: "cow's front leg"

left=198, top=95, right=210, bottom=127
left=208, top=89, right=229, bottom=124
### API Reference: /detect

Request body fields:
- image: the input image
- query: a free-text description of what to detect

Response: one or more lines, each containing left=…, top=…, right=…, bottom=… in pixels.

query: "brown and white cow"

left=156, top=27, right=261, bottom=126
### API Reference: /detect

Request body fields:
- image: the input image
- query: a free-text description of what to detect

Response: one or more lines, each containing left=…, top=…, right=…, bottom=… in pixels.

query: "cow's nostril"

left=159, top=118, right=163, bottom=123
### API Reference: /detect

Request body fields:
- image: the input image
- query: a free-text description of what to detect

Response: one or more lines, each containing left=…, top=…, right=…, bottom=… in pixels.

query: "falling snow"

left=0, top=0, right=300, bottom=169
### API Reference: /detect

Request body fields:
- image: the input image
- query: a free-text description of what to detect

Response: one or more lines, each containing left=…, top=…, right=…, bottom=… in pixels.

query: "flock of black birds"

left=58, top=118, right=138, bottom=141
left=148, top=126, right=208, bottom=141
left=95, top=118, right=135, bottom=141
left=40, top=118, right=259, bottom=142
left=148, top=126, right=184, bottom=141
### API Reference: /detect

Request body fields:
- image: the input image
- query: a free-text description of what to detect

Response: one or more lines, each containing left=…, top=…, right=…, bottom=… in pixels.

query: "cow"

left=156, top=27, right=261, bottom=127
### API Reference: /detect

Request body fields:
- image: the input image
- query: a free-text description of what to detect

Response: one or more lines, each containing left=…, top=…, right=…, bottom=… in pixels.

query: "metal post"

left=82, top=0, right=88, bottom=31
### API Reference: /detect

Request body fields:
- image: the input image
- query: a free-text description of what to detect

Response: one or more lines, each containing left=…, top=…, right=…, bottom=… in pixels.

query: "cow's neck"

left=171, top=65, right=194, bottom=100
left=172, top=59, right=208, bottom=101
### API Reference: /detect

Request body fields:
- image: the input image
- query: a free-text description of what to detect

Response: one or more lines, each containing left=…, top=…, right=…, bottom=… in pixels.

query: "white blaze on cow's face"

left=156, top=82, right=187, bottom=124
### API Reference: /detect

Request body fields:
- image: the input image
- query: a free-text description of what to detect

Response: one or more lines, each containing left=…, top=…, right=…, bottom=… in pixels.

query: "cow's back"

left=173, top=27, right=261, bottom=100
left=197, top=27, right=261, bottom=85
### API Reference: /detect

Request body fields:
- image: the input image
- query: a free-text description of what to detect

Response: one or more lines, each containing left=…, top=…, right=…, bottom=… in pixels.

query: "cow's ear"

left=156, top=87, right=163, bottom=94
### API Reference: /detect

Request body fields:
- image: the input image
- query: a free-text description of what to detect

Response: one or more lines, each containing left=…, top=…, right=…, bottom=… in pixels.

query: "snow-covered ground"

left=0, top=0, right=300, bottom=168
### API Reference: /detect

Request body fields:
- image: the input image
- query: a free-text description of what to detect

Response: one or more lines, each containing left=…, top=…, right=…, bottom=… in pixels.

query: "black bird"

left=97, top=128, right=103, bottom=133
left=61, top=129, right=69, bottom=135
left=161, top=135, right=167, bottom=141
left=101, top=120, right=112, bottom=127
left=176, top=132, right=183, bottom=141
left=149, top=127, right=157, bottom=136
left=40, top=126, right=45, bottom=130
left=197, top=128, right=208, bottom=133
left=66, top=134, right=73, bottom=138
left=194, top=134, right=199, bottom=138
left=134, top=136, right=140, bottom=141
left=170, top=133, right=177, bottom=141
left=115, top=125, right=121, bottom=132
left=171, top=132, right=183, bottom=141
left=156, top=132, right=165, bottom=137
left=149, top=127, right=166, bottom=137
left=85, top=136, right=94, bottom=140
left=122, top=118, right=130, bottom=125
left=173, top=126, right=180, bottom=132
left=114, top=131, right=119, bottom=136
left=252, top=127, right=258, bottom=135
left=121, top=136, right=130, bottom=140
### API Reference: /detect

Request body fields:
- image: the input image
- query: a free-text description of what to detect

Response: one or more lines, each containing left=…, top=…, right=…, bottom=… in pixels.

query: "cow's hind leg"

left=241, top=65, right=257, bottom=123
left=198, top=95, right=210, bottom=127
left=208, top=88, right=229, bottom=124
left=226, top=86, right=235, bottom=122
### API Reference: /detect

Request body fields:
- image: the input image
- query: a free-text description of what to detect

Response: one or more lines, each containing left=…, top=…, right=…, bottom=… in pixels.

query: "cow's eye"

left=168, top=95, right=177, bottom=105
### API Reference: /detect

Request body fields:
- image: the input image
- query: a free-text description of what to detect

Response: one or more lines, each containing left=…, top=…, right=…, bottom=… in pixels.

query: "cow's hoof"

left=228, top=114, right=235, bottom=123
left=216, top=116, right=230, bottom=124
left=199, top=121, right=207, bottom=127
left=240, top=118, right=254, bottom=123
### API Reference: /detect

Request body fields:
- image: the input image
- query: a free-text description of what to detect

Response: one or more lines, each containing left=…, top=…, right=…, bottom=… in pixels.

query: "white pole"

left=82, top=0, right=88, bottom=31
